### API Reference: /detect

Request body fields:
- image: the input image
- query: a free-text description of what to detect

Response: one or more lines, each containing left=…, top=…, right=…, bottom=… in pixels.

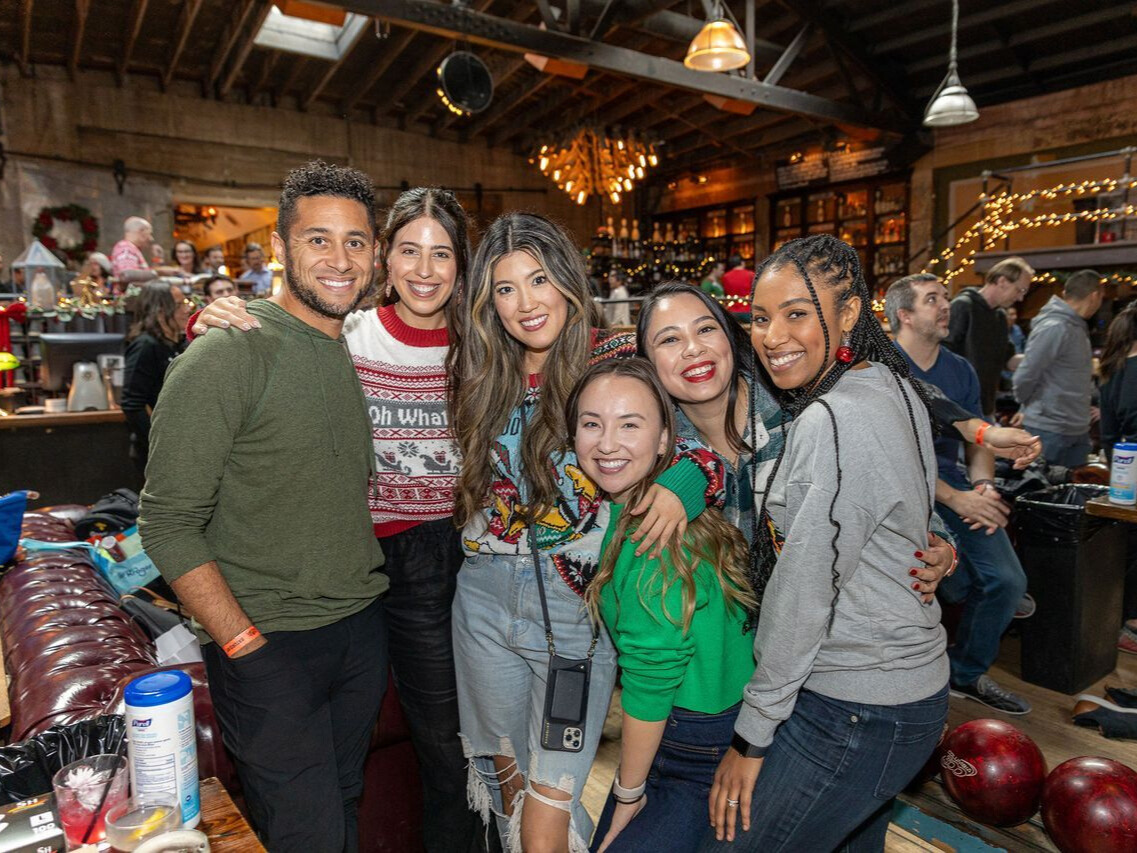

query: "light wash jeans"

left=1026, top=425, right=1091, bottom=469
left=453, top=551, right=618, bottom=853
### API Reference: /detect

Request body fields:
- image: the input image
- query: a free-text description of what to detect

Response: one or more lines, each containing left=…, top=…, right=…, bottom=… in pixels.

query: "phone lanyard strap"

left=519, top=397, right=599, bottom=661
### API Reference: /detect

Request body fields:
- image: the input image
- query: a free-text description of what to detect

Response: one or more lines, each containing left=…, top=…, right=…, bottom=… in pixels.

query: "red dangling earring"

left=836, top=331, right=854, bottom=364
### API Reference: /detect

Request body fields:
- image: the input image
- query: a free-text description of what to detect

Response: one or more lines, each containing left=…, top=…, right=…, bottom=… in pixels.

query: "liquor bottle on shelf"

left=606, top=216, right=615, bottom=239
left=782, top=204, right=792, bottom=228
left=651, top=222, right=662, bottom=243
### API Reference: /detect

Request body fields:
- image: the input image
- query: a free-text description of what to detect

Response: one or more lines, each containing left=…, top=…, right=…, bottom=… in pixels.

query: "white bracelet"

left=613, top=769, right=647, bottom=803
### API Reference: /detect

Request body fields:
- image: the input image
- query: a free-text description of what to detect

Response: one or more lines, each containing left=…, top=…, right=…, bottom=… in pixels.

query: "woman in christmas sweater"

left=450, top=212, right=719, bottom=853
left=188, top=187, right=481, bottom=853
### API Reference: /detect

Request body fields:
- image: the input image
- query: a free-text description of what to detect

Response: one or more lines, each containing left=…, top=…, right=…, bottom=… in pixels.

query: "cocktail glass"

left=106, top=793, right=182, bottom=851
left=52, top=754, right=129, bottom=850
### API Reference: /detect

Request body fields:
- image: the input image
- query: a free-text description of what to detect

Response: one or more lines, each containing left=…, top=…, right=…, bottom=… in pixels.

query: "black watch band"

left=731, top=732, right=768, bottom=759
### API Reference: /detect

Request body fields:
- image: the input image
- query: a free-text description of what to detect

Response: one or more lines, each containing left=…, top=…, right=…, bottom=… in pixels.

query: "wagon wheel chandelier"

left=530, top=127, right=660, bottom=205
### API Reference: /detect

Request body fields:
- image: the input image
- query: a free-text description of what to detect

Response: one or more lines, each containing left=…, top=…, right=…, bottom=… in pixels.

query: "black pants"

left=204, top=598, right=387, bottom=853
left=381, top=518, right=487, bottom=853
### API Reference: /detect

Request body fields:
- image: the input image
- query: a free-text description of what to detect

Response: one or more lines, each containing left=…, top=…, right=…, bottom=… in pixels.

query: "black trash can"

left=1013, top=484, right=1126, bottom=694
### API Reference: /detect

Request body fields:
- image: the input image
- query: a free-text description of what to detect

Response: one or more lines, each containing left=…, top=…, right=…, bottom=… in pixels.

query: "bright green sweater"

left=598, top=504, right=755, bottom=721
left=140, top=300, right=388, bottom=637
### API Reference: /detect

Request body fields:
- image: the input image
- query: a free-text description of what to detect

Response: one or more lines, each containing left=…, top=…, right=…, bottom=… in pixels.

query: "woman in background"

left=121, top=280, right=191, bottom=469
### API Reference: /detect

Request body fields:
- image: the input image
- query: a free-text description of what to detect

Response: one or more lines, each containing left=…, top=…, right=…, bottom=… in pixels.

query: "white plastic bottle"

left=1110, top=442, right=1137, bottom=506
left=124, top=670, right=200, bottom=828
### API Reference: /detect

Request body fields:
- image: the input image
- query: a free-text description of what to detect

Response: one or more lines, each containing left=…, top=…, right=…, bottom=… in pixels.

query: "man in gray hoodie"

left=1013, top=269, right=1102, bottom=467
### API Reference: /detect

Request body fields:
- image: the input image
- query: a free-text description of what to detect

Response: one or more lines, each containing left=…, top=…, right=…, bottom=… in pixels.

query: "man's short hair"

left=885, top=273, right=941, bottom=331
left=244, top=242, right=263, bottom=257
left=1064, top=268, right=1101, bottom=301
left=727, top=254, right=743, bottom=269
left=985, top=257, right=1031, bottom=285
left=203, top=275, right=234, bottom=299
left=276, top=160, right=376, bottom=242
left=124, top=216, right=150, bottom=235
left=206, top=245, right=223, bottom=256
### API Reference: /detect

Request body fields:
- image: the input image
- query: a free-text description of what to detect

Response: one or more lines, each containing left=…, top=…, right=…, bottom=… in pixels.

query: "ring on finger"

left=726, top=799, right=739, bottom=807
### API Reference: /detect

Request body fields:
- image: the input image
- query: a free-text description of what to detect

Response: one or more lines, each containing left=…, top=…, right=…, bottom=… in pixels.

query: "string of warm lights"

left=924, top=177, right=1137, bottom=285
left=531, top=127, right=660, bottom=205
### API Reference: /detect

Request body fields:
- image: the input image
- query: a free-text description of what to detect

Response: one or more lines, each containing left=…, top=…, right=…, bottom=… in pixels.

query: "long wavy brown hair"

left=452, top=212, right=603, bottom=530
left=568, top=359, right=755, bottom=632
left=1100, top=303, right=1137, bottom=385
left=126, top=281, right=182, bottom=345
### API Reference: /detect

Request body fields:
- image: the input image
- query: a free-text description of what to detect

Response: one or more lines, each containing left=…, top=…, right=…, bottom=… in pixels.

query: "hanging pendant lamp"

left=923, top=0, right=979, bottom=127
left=684, top=2, right=750, bottom=72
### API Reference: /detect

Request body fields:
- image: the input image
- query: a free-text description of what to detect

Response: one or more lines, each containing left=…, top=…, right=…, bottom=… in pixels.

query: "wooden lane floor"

left=583, top=635, right=1137, bottom=852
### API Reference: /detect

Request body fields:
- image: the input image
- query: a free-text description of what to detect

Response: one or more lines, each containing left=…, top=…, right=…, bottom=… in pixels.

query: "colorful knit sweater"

left=462, top=330, right=724, bottom=597
left=343, top=305, right=459, bottom=538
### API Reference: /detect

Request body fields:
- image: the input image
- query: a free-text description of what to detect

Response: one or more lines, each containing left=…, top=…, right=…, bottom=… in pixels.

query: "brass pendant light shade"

left=684, top=10, right=750, bottom=72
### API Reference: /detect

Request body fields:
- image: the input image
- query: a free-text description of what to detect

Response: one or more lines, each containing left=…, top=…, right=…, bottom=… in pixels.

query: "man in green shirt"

left=140, top=161, right=388, bottom=852
left=701, top=260, right=725, bottom=298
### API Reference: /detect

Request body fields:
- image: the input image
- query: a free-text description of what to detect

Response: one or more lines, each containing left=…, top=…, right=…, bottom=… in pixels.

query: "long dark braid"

left=745, top=235, right=934, bottom=632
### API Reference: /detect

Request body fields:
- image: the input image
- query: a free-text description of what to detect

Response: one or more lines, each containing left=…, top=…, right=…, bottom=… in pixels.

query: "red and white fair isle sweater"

left=343, top=305, right=458, bottom=538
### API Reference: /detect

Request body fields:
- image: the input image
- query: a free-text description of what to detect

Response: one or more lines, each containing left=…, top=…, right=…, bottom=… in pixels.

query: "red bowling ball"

left=940, top=719, right=1047, bottom=826
left=1042, top=757, right=1137, bottom=853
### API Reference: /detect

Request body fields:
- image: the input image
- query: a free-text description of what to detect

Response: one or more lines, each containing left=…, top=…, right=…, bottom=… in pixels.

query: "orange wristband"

left=976, top=422, right=990, bottom=446
left=223, top=626, right=261, bottom=658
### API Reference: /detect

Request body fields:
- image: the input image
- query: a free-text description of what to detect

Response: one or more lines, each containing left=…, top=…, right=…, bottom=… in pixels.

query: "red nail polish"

left=914, top=551, right=924, bottom=559
left=911, top=582, right=920, bottom=590
left=909, top=568, right=918, bottom=576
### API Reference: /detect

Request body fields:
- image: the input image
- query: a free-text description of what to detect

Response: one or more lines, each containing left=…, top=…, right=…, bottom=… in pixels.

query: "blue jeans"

left=1026, top=426, right=1091, bottom=469
left=937, top=502, right=1028, bottom=686
left=699, top=686, right=949, bottom=853
left=453, top=551, right=618, bottom=851
left=592, top=704, right=740, bottom=852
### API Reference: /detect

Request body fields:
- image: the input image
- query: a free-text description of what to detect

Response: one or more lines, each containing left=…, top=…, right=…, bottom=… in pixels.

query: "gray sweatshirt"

left=1013, top=294, right=1092, bottom=435
left=735, top=364, right=949, bottom=750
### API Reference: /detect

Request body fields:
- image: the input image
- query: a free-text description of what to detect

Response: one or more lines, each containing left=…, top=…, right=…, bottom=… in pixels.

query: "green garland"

left=31, top=204, right=100, bottom=263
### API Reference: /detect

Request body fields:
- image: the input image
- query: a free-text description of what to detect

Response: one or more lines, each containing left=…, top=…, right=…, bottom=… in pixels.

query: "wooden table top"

left=1085, top=494, right=1137, bottom=523
left=199, top=777, right=265, bottom=852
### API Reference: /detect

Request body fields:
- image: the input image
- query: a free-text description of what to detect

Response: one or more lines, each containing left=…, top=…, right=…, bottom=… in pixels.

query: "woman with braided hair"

left=704, top=235, right=950, bottom=852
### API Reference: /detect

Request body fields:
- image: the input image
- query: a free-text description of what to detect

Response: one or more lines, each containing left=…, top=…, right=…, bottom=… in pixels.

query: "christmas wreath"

left=31, top=204, right=100, bottom=263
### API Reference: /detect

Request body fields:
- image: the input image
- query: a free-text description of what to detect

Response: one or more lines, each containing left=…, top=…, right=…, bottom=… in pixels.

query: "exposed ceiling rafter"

left=163, top=0, right=204, bottom=91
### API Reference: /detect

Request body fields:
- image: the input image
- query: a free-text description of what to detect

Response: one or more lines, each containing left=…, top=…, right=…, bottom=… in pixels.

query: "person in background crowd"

left=111, top=216, right=158, bottom=286
left=1000, top=306, right=1026, bottom=386
left=569, top=359, right=755, bottom=853
left=190, top=187, right=488, bottom=853
left=172, top=240, right=202, bottom=279
left=944, top=256, right=1032, bottom=417
left=700, top=260, right=725, bottom=299
left=81, top=251, right=112, bottom=293
left=606, top=268, right=631, bottom=327
left=239, top=242, right=273, bottom=296
left=121, top=281, right=191, bottom=470
left=890, top=273, right=1031, bottom=715
left=1099, top=303, right=1137, bottom=656
left=141, top=161, right=389, bottom=852
left=720, top=255, right=752, bottom=319
left=150, top=243, right=166, bottom=268
left=203, top=245, right=228, bottom=276
left=201, top=275, right=236, bottom=304
left=707, top=236, right=948, bottom=851
left=1013, top=269, right=1103, bottom=467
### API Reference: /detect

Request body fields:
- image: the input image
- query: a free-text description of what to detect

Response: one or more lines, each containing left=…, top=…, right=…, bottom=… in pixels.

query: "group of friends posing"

left=139, top=161, right=1043, bottom=853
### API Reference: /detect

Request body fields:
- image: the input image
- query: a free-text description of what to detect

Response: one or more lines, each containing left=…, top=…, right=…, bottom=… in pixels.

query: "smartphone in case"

left=541, top=655, right=591, bottom=752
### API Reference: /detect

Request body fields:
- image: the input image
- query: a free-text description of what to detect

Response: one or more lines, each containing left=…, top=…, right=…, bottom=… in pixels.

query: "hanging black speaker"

left=436, top=51, right=494, bottom=116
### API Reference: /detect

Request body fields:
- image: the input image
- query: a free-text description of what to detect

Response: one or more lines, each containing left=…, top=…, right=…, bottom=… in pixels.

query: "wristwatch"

left=731, top=732, right=768, bottom=759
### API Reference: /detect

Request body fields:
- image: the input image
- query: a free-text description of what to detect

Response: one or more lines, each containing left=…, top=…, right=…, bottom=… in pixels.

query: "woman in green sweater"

left=566, top=358, right=756, bottom=853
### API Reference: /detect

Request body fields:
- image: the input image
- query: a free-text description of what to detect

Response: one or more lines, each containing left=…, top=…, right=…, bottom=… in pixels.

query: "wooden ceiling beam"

left=302, top=15, right=371, bottom=110
left=276, top=55, right=309, bottom=103
left=353, top=0, right=905, bottom=133
left=69, top=0, right=89, bottom=81
left=19, top=0, right=34, bottom=77
left=250, top=49, right=280, bottom=102
left=162, top=0, right=204, bottom=91
left=207, top=0, right=257, bottom=93
left=219, top=1, right=274, bottom=98
left=498, top=77, right=640, bottom=148
left=342, top=29, right=417, bottom=113
left=872, top=0, right=1065, bottom=55
left=117, top=0, right=151, bottom=85
left=461, top=71, right=551, bottom=137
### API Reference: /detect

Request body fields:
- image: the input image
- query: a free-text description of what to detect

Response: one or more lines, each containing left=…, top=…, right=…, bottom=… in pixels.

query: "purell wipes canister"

left=1110, top=442, right=1137, bottom=506
left=124, top=670, right=200, bottom=828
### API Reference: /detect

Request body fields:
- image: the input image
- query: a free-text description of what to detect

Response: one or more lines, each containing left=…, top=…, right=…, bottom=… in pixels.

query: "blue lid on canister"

left=124, top=670, right=192, bottom=707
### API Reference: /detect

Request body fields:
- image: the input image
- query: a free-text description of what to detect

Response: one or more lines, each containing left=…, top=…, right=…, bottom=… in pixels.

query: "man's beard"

left=284, top=253, right=373, bottom=319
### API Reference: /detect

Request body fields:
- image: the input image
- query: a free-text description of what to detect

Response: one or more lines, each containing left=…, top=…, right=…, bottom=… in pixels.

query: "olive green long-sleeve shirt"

left=140, top=300, right=387, bottom=636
